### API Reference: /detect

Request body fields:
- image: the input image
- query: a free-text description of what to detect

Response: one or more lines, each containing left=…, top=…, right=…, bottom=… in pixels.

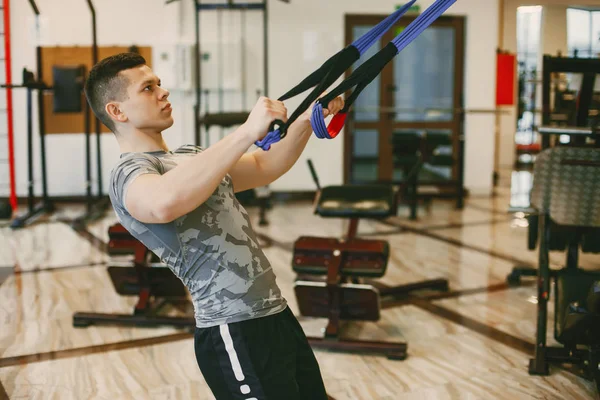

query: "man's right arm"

left=124, top=126, right=255, bottom=224
left=124, top=97, right=287, bottom=224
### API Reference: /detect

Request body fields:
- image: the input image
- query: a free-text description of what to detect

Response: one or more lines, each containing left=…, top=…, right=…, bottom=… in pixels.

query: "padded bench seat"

left=295, top=281, right=380, bottom=321
left=316, top=185, right=397, bottom=219
left=293, top=236, right=388, bottom=278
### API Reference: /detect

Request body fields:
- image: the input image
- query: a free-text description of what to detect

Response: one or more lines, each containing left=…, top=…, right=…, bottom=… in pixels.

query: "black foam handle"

left=269, top=119, right=287, bottom=139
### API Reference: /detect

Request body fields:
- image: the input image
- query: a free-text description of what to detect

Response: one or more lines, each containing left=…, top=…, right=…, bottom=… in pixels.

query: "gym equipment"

left=166, top=1, right=293, bottom=226
left=391, top=131, right=422, bottom=220
left=508, top=122, right=600, bottom=285
left=541, top=56, right=600, bottom=149
left=199, top=89, right=251, bottom=147
left=255, top=0, right=456, bottom=150
left=254, top=0, right=420, bottom=149
left=4, top=0, right=105, bottom=229
left=6, top=66, right=92, bottom=229
left=507, top=147, right=600, bottom=391
left=73, top=0, right=111, bottom=226
left=73, top=223, right=195, bottom=329
left=538, top=125, right=599, bottom=138
left=514, top=56, right=600, bottom=169
left=313, top=0, right=457, bottom=141
left=1, top=0, right=54, bottom=228
left=1, top=67, right=55, bottom=229
left=164, top=0, right=290, bottom=147
left=291, top=159, right=448, bottom=359
left=389, top=129, right=458, bottom=218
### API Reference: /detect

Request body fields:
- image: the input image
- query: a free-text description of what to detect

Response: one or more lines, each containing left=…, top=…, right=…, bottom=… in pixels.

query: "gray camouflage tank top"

left=108, top=144, right=287, bottom=328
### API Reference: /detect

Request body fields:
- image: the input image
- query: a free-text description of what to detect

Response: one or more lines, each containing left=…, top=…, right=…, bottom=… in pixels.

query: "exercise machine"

left=291, top=159, right=449, bottom=359
left=541, top=56, right=600, bottom=149
left=165, top=0, right=291, bottom=226
left=510, top=147, right=600, bottom=391
left=508, top=58, right=600, bottom=283
left=73, top=223, right=195, bottom=329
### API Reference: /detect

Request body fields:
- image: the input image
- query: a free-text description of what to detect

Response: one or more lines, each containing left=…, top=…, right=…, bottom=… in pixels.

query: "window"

left=567, top=8, right=600, bottom=58
left=517, top=6, right=542, bottom=71
left=516, top=6, right=542, bottom=146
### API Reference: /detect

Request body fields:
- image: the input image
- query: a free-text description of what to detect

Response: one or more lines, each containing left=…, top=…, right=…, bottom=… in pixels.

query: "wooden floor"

left=1, top=170, right=599, bottom=399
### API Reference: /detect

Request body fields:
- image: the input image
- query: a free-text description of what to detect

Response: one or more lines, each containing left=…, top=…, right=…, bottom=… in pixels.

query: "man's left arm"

left=229, top=97, right=344, bottom=193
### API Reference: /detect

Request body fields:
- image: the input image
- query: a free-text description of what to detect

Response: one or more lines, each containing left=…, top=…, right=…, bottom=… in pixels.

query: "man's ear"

left=105, top=102, right=128, bottom=123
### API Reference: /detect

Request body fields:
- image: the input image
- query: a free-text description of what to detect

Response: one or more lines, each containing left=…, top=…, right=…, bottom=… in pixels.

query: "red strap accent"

left=327, top=112, right=347, bottom=139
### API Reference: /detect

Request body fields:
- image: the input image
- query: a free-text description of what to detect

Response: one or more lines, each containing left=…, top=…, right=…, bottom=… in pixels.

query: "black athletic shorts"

left=194, top=306, right=328, bottom=400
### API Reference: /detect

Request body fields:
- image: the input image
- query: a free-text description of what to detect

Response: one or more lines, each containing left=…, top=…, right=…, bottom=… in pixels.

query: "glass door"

left=344, top=22, right=385, bottom=183
left=344, top=14, right=465, bottom=191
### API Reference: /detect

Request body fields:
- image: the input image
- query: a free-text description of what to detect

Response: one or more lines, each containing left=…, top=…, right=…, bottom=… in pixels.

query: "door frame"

left=343, top=14, right=465, bottom=187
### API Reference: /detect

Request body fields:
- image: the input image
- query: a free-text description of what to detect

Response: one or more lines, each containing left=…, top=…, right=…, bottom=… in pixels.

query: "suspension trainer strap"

left=255, top=0, right=417, bottom=150
left=312, top=0, right=457, bottom=139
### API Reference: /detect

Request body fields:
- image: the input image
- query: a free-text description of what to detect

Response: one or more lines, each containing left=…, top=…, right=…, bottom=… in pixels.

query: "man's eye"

left=145, top=86, right=152, bottom=91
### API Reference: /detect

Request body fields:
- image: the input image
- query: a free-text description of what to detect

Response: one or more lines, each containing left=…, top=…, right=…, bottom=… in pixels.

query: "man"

left=84, top=52, right=344, bottom=399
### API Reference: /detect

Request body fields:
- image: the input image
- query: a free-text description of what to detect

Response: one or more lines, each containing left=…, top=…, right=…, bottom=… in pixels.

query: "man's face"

left=118, top=65, right=173, bottom=132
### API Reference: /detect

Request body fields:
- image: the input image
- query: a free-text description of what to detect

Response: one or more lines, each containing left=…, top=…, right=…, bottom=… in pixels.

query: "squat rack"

left=3, top=0, right=55, bottom=228
left=5, top=0, right=104, bottom=228
left=167, top=0, right=289, bottom=146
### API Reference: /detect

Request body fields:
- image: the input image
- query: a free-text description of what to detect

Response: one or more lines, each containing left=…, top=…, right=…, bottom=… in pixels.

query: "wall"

left=4, top=0, right=500, bottom=198
left=541, top=5, right=568, bottom=56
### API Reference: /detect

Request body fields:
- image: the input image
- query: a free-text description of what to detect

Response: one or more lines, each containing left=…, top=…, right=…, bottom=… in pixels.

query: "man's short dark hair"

left=84, top=52, right=146, bottom=132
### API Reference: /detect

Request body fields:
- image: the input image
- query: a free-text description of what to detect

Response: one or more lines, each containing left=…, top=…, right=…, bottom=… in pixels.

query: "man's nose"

left=159, top=86, right=170, bottom=99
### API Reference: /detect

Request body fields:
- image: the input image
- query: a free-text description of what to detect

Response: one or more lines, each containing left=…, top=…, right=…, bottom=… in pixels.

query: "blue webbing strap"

left=311, top=0, right=457, bottom=139
left=352, top=1, right=417, bottom=55
left=255, top=0, right=417, bottom=150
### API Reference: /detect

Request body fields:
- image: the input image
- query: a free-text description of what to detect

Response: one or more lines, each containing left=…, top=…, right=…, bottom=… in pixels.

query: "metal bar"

left=542, top=54, right=600, bottom=74
left=352, top=106, right=510, bottom=114
left=26, top=88, right=34, bottom=212
left=197, top=3, right=265, bottom=10
left=195, top=0, right=201, bottom=146
left=84, top=95, right=92, bottom=213
left=217, top=7, right=223, bottom=127
left=36, top=45, right=49, bottom=203
left=240, top=8, right=246, bottom=110
left=530, top=213, right=551, bottom=375
left=27, top=0, right=39, bottom=15
left=576, top=72, right=596, bottom=128
left=86, top=0, right=103, bottom=198
left=542, top=56, right=551, bottom=149
left=538, top=126, right=594, bottom=135
left=263, top=0, right=268, bottom=96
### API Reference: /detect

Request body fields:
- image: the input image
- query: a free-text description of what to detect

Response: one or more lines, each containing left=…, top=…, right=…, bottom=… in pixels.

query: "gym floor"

left=0, top=169, right=598, bottom=399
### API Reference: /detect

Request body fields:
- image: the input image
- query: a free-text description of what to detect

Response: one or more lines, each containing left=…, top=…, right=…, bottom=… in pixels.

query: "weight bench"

left=73, top=223, right=195, bottom=329
left=292, top=160, right=449, bottom=359
left=508, top=147, right=600, bottom=391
